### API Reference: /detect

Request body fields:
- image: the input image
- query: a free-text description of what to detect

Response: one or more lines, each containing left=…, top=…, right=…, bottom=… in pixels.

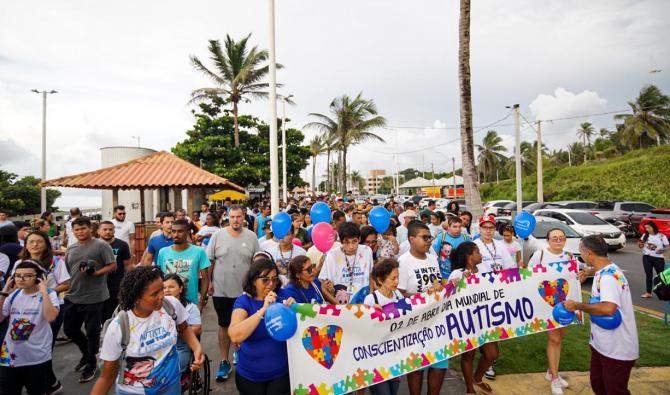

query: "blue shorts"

left=419, top=358, right=449, bottom=371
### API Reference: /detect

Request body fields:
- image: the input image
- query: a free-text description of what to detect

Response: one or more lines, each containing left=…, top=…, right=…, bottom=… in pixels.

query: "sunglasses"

left=259, top=276, right=279, bottom=285
left=413, top=235, right=434, bottom=242
left=303, top=266, right=314, bottom=274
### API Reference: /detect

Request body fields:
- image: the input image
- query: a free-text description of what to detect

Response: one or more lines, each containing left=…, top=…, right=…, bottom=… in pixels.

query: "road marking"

left=580, top=290, right=664, bottom=319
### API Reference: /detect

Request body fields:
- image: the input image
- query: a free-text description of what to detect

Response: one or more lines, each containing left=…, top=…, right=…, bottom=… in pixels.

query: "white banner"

left=287, top=261, right=582, bottom=394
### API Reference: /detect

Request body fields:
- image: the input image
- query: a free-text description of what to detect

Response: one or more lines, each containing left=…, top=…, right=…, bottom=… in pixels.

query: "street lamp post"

left=31, top=89, right=58, bottom=214
left=281, top=94, right=294, bottom=203
left=268, top=0, right=279, bottom=214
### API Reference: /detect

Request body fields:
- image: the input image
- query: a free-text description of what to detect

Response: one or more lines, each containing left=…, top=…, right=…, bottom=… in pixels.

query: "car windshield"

left=569, top=212, right=608, bottom=225
left=567, top=202, right=597, bottom=209
left=532, top=221, right=581, bottom=238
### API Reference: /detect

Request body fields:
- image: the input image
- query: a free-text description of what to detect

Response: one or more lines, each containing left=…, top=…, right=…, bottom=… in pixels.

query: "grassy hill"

left=479, top=145, right=670, bottom=207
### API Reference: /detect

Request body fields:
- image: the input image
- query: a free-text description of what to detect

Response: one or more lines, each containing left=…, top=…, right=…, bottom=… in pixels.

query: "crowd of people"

left=0, top=194, right=645, bottom=395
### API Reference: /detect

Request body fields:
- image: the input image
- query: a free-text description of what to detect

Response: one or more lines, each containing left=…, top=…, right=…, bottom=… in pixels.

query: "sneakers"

left=484, top=365, right=496, bottom=380
left=550, top=378, right=565, bottom=395
left=74, top=359, right=88, bottom=372
left=79, top=366, right=97, bottom=383
left=47, top=380, right=63, bottom=395
left=544, top=371, right=569, bottom=388
left=216, top=360, right=232, bottom=382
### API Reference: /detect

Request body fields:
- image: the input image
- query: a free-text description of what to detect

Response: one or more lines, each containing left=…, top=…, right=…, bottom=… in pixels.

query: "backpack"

left=101, top=298, right=178, bottom=384
left=652, top=267, right=670, bottom=301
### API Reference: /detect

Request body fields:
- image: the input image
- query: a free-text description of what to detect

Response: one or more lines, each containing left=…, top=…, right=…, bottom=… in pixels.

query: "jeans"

left=62, top=300, right=104, bottom=367
left=177, top=339, right=192, bottom=373
left=590, top=346, right=635, bottom=395
left=642, top=255, right=665, bottom=293
left=369, top=379, right=400, bottom=395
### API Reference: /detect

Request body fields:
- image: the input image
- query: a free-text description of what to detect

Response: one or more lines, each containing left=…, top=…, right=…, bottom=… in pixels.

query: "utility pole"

left=280, top=94, right=294, bottom=203
left=514, top=104, right=522, bottom=215
left=536, top=120, right=544, bottom=203
left=431, top=163, right=435, bottom=197
left=567, top=149, right=572, bottom=167
left=267, top=0, right=279, bottom=214
left=31, top=89, right=58, bottom=213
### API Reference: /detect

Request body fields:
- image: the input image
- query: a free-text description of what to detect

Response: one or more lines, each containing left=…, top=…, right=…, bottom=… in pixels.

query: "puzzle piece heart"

left=302, top=325, right=343, bottom=369
left=537, top=279, right=569, bottom=307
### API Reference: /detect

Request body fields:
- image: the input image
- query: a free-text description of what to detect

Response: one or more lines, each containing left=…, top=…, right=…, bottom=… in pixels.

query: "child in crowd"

left=501, top=225, right=523, bottom=268
left=163, top=274, right=203, bottom=375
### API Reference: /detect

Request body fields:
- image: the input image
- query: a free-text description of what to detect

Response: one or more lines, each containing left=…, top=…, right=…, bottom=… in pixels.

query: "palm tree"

left=189, top=34, right=277, bottom=147
left=615, top=84, right=670, bottom=148
left=349, top=170, right=365, bottom=193
left=576, top=122, right=595, bottom=163
left=458, top=0, right=483, bottom=217
left=306, top=93, right=386, bottom=193
left=476, top=130, right=507, bottom=182
left=506, top=141, right=536, bottom=177
left=308, top=135, right=324, bottom=194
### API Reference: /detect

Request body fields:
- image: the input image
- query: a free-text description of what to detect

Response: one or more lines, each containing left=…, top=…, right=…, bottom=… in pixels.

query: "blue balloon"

left=202, top=237, right=210, bottom=246
left=588, top=295, right=623, bottom=330
left=310, top=202, right=331, bottom=224
left=514, top=211, right=537, bottom=239
left=350, top=285, right=370, bottom=304
left=264, top=303, right=298, bottom=341
left=552, top=302, right=576, bottom=325
left=369, top=206, right=391, bottom=234
left=272, top=212, right=292, bottom=239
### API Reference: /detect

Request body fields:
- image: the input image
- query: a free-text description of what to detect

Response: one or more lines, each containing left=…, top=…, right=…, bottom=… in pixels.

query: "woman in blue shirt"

left=283, top=256, right=324, bottom=304
left=229, top=257, right=295, bottom=395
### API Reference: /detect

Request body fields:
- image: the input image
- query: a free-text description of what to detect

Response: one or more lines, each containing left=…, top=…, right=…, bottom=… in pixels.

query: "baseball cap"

left=478, top=215, right=496, bottom=226
left=400, top=210, right=418, bottom=222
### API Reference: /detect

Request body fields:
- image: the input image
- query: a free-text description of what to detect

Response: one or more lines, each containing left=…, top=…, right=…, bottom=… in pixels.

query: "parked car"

left=499, top=201, right=536, bottom=217
left=534, top=209, right=626, bottom=250
left=639, top=208, right=670, bottom=238
left=613, top=201, right=656, bottom=236
left=550, top=200, right=598, bottom=210
left=523, top=202, right=561, bottom=214
left=521, top=217, right=586, bottom=271
left=483, top=200, right=514, bottom=216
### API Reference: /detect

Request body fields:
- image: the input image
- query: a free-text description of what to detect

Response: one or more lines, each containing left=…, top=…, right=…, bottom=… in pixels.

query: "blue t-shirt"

left=432, top=231, right=470, bottom=279
left=283, top=279, right=323, bottom=304
left=157, top=245, right=211, bottom=304
left=233, top=292, right=289, bottom=381
left=147, top=233, right=174, bottom=264
left=256, top=215, right=270, bottom=238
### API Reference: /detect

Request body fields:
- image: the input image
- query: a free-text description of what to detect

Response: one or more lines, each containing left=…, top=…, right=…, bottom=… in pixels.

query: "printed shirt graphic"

left=474, top=239, right=517, bottom=273
left=157, top=245, right=210, bottom=305
left=267, top=244, right=306, bottom=283
left=398, top=252, right=442, bottom=295
left=1, top=289, right=60, bottom=367
left=431, top=232, right=470, bottom=280
left=318, top=245, right=373, bottom=304
left=99, top=296, right=188, bottom=395
left=642, top=233, right=669, bottom=258
left=590, top=263, right=639, bottom=361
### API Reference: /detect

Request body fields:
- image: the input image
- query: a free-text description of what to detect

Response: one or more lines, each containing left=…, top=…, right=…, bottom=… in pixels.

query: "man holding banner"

left=564, top=235, right=638, bottom=395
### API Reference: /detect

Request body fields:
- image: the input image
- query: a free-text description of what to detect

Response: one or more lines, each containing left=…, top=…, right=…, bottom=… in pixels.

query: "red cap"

left=478, top=215, right=496, bottom=226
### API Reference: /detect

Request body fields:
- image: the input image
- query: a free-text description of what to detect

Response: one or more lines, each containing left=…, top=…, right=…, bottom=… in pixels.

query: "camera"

left=79, top=261, right=96, bottom=275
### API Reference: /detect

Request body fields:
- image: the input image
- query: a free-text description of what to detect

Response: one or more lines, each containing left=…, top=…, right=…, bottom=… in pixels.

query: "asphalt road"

left=50, top=239, right=666, bottom=394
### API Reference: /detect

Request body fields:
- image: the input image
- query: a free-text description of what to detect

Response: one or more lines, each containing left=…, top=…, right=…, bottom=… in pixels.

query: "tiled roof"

left=42, top=151, right=244, bottom=191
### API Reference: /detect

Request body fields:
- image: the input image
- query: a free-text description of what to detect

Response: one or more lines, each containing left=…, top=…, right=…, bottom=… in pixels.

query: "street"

left=50, top=239, right=666, bottom=394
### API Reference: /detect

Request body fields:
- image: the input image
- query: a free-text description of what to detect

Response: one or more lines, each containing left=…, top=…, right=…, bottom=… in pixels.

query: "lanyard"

left=345, top=252, right=358, bottom=291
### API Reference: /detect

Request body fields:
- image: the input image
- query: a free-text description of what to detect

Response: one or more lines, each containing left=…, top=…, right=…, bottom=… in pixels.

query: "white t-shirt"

left=65, top=220, right=75, bottom=246
left=474, top=238, right=516, bottom=273
left=398, top=240, right=437, bottom=259
left=1, top=289, right=60, bottom=367
left=0, top=253, right=8, bottom=277
left=363, top=289, right=403, bottom=307
left=13, top=258, right=70, bottom=304
left=589, top=263, right=639, bottom=361
left=527, top=249, right=574, bottom=267
left=318, top=245, right=373, bottom=304
left=99, top=296, right=188, bottom=394
left=448, top=267, right=481, bottom=281
left=259, top=237, right=279, bottom=252
left=184, top=303, right=201, bottom=326
left=398, top=252, right=442, bottom=295
left=641, top=233, right=669, bottom=258
left=396, top=226, right=408, bottom=244
left=503, top=240, right=521, bottom=256
left=428, top=224, right=442, bottom=238
left=111, top=219, right=135, bottom=245
left=196, top=226, right=219, bottom=238
left=267, top=244, right=307, bottom=283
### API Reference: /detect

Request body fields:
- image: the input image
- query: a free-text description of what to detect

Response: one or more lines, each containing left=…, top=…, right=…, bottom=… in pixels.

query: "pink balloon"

left=292, top=238, right=303, bottom=247
left=311, top=222, right=336, bottom=253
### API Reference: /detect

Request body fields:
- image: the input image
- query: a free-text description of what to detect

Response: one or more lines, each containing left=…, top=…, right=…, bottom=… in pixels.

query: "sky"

left=1, top=0, right=668, bottom=208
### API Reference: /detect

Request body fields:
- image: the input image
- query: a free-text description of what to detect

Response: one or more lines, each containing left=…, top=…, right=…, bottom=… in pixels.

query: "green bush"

left=480, top=145, right=670, bottom=207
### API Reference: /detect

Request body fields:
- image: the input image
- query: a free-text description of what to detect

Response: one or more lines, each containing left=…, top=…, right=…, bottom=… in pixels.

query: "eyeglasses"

left=549, top=236, right=567, bottom=242
left=480, top=226, right=496, bottom=231
left=15, top=274, right=37, bottom=281
left=259, top=276, right=279, bottom=285
left=303, top=266, right=314, bottom=274
left=413, top=235, right=434, bottom=242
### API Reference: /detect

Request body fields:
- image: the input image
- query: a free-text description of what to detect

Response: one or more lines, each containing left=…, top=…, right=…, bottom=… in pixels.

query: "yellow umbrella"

left=208, top=189, right=247, bottom=201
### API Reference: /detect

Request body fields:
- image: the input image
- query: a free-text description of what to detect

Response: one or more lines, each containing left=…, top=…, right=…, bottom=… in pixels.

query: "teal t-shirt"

left=157, top=244, right=211, bottom=304
left=431, top=231, right=470, bottom=279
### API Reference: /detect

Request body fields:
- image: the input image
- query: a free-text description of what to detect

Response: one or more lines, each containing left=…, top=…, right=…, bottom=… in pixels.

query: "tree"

left=349, top=170, right=366, bottom=193
left=305, top=93, right=386, bottom=193
left=308, top=135, right=324, bottom=193
left=189, top=34, right=278, bottom=148
left=576, top=122, right=595, bottom=163
left=476, top=130, right=508, bottom=182
left=506, top=141, right=535, bottom=177
left=0, top=169, right=61, bottom=216
left=173, top=100, right=309, bottom=189
left=615, top=84, right=670, bottom=148
left=458, top=0, right=483, bottom=218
